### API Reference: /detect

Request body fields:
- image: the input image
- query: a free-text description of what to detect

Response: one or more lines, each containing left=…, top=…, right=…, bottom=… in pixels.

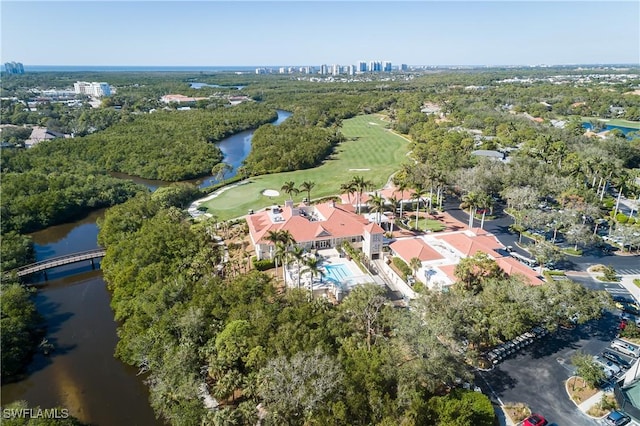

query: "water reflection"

left=2, top=216, right=161, bottom=425
left=1, top=274, right=161, bottom=425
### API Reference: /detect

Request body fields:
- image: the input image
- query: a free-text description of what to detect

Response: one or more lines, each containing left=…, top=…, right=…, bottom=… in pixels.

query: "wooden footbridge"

left=14, top=248, right=106, bottom=281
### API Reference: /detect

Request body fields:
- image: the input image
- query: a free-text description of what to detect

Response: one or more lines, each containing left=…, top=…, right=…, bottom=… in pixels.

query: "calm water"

left=0, top=211, right=161, bottom=426
left=189, top=82, right=245, bottom=90
left=0, top=111, right=292, bottom=424
left=582, top=122, right=639, bottom=138
left=113, top=109, right=291, bottom=190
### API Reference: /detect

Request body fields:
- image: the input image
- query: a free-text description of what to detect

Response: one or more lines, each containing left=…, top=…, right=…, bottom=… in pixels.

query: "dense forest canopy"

left=17, top=103, right=277, bottom=181
left=1, top=66, right=639, bottom=422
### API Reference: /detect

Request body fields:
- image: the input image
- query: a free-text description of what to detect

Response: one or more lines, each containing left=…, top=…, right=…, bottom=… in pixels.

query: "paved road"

left=478, top=311, right=621, bottom=426
left=440, top=197, right=640, bottom=423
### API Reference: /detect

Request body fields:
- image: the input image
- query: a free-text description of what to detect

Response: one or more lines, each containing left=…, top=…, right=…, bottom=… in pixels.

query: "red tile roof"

left=495, top=257, right=544, bottom=285
left=438, top=264, right=458, bottom=283
left=247, top=202, right=383, bottom=245
left=390, top=238, right=444, bottom=262
left=435, top=232, right=502, bottom=257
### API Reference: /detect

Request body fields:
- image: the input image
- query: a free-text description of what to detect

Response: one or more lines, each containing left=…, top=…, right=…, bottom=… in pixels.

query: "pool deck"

left=284, top=248, right=376, bottom=295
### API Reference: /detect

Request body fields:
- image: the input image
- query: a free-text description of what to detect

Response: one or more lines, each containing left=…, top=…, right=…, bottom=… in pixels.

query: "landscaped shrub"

left=621, top=322, right=640, bottom=339
left=252, top=257, right=275, bottom=271
left=392, top=257, right=412, bottom=281
left=600, top=266, right=619, bottom=282
left=616, top=213, right=629, bottom=224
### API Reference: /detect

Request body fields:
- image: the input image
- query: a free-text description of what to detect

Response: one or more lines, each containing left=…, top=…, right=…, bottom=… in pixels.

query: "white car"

left=611, top=339, right=640, bottom=358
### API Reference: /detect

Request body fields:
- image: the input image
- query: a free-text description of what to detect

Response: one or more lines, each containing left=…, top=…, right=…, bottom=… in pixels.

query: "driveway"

left=478, top=312, right=621, bottom=426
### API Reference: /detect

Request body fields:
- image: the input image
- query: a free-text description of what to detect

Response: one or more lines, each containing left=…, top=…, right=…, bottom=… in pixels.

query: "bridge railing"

left=14, top=248, right=106, bottom=276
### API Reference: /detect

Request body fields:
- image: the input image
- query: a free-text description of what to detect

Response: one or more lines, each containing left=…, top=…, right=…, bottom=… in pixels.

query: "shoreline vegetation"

left=1, top=68, right=639, bottom=424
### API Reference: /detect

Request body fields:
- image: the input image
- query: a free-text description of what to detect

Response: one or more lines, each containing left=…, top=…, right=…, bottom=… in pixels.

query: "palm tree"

left=281, top=181, right=299, bottom=201
left=369, top=192, right=385, bottom=225
left=476, top=192, right=493, bottom=230
left=340, top=180, right=357, bottom=205
left=289, top=246, right=305, bottom=289
left=301, top=257, right=325, bottom=296
left=395, top=177, right=409, bottom=219
left=387, top=196, right=400, bottom=232
left=352, top=175, right=373, bottom=214
left=411, top=185, right=427, bottom=230
left=299, top=181, right=316, bottom=204
left=462, top=191, right=480, bottom=229
left=265, top=230, right=296, bottom=283
left=409, top=257, right=422, bottom=279
left=266, top=230, right=283, bottom=278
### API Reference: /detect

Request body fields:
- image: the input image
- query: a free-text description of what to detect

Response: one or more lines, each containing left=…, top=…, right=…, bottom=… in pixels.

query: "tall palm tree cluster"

left=462, top=191, right=494, bottom=230
left=263, top=229, right=324, bottom=292
left=339, top=175, right=373, bottom=214
left=280, top=180, right=316, bottom=203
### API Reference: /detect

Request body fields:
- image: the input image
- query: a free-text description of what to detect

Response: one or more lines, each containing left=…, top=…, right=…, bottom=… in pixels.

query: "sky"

left=1, top=1, right=639, bottom=67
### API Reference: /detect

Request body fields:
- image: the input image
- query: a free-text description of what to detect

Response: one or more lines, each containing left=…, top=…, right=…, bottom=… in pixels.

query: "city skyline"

left=1, top=1, right=639, bottom=67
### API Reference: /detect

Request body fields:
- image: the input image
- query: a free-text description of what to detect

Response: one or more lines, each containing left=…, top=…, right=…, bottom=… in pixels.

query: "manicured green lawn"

left=405, top=215, right=446, bottom=232
left=201, top=114, right=410, bottom=220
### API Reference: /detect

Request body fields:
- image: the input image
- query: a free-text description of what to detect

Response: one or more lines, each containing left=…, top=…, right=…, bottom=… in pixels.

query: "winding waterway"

left=0, top=110, right=291, bottom=425
left=110, top=109, right=291, bottom=190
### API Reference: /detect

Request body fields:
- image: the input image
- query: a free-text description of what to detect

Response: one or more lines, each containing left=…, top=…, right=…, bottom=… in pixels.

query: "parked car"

left=486, top=351, right=499, bottom=364
left=602, top=350, right=632, bottom=369
left=604, top=410, right=631, bottom=426
left=593, top=355, right=621, bottom=377
left=523, top=413, right=548, bottom=426
left=612, top=296, right=635, bottom=306
left=620, top=303, right=640, bottom=316
left=532, top=326, right=549, bottom=337
left=611, top=339, right=640, bottom=358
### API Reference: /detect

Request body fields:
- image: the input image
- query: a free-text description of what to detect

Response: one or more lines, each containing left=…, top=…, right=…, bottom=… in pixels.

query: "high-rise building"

left=320, top=64, right=328, bottom=75
left=74, top=81, right=111, bottom=97
left=400, top=64, right=408, bottom=71
left=332, top=64, right=340, bottom=76
left=348, top=65, right=355, bottom=76
left=383, top=61, right=392, bottom=72
left=367, top=61, right=382, bottom=72
left=358, top=61, right=367, bottom=72
left=4, top=62, right=24, bottom=74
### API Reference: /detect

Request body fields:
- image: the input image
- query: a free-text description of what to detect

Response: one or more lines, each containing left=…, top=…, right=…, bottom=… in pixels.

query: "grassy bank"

left=201, top=114, right=410, bottom=220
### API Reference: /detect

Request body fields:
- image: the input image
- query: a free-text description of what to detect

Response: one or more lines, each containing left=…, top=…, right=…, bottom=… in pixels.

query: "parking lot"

left=477, top=311, right=629, bottom=426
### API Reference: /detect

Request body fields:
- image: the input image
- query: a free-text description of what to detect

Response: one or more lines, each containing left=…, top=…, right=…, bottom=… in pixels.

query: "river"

left=0, top=210, right=161, bottom=425
left=110, top=109, right=291, bottom=190
left=0, top=110, right=291, bottom=425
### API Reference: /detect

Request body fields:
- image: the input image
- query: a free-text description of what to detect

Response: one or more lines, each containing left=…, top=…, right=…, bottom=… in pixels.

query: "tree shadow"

left=480, top=367, right=519, bottom=394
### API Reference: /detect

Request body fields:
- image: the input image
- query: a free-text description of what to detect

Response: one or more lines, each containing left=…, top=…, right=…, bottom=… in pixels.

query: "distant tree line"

left=27, top=103, right=277, bottom=181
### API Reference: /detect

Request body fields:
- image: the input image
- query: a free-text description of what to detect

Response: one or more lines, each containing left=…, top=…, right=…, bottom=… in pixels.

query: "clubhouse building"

left=245, top=188, right=544, bottom=298
left=247, top=200, right=385, bottom=261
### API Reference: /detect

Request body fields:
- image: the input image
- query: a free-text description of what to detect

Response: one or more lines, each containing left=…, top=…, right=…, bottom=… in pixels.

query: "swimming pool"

left=323, top=263, right=354, bottom=283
